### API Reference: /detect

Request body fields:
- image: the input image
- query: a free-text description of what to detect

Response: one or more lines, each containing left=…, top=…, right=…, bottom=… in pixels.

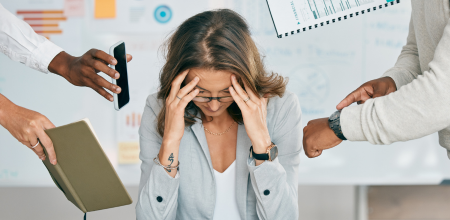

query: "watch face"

left=269, top=146, right=278, bottom=161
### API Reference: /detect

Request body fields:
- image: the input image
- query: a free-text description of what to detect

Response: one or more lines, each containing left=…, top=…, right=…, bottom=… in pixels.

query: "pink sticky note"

left=64, top=0, right=85, bottom=17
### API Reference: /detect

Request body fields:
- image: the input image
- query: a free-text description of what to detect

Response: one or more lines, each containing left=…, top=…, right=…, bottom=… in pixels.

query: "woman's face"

left=185, top=68, right=235, bottom=118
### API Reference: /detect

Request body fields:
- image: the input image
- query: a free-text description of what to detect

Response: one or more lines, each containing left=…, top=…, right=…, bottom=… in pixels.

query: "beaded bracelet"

left=153, top=155, right=180, bottom=170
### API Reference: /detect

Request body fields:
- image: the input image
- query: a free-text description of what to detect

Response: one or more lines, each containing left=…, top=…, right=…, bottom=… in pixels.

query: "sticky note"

left=94, top=0, right=116, bottom=19
left=118, top=142, right=140, bottom=164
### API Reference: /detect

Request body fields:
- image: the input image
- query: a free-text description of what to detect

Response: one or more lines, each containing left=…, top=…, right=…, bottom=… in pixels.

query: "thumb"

left=126, top=54, right=133, bottom=63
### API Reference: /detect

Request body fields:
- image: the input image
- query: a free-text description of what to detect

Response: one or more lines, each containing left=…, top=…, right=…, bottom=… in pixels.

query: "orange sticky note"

left=94, top=0, right=116, bottom=19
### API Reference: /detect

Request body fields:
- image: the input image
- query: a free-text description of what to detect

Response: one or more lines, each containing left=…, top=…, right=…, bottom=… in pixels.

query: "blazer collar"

left=190, top=119, right=214, bottom=176
left=190, top=117, right=251, bottom=220
left=236, top=123, right=251, bottom=219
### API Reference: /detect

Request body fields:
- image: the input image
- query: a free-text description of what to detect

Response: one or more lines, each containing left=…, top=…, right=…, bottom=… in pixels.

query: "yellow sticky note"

left=118, top=142, right=140, bottom=164
left=94, top=0, right=116, bottom=19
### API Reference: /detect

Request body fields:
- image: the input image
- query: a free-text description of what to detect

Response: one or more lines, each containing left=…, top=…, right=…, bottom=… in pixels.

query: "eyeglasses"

left=192, top=96, right=234, bottom=103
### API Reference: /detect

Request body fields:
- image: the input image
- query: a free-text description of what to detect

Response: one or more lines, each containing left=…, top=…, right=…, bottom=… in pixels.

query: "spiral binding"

left=277, top=0, right=400, bottom=38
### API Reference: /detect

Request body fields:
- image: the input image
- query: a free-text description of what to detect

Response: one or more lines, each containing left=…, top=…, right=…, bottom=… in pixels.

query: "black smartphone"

left=109, top=41, right=130, bottom=110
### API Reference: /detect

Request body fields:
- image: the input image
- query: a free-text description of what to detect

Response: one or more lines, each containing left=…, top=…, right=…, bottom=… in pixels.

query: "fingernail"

left=109, top=97, right=114, bottom=102
left=51, top=159, right=57, bottom=165
left=232, top=75, right=236, bottom=80
left=40, top=156, right=45, bottom=160
left=194, top=76, right=199, bottom=81
left=115, top=73, right=120, bottom=79
left=112, top=59, right=117, bottom=65
left=116, top=87, right=121, bottom=93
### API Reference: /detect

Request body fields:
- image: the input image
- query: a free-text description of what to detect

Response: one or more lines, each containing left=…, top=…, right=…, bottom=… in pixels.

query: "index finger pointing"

left=336, top=91, right=361, bottom=110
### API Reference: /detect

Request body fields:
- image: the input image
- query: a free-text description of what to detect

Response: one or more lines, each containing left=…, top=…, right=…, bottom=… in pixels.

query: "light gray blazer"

left=136, top=90, right=302, bottom=220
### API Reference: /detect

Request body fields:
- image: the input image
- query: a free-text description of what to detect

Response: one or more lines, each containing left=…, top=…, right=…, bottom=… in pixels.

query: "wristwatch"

left=250, top=142, right=278, bottom=161
left=329, top=110, right=347, bottom=140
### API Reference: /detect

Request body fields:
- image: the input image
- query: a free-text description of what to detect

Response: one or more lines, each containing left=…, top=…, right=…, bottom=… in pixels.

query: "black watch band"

left=250, top=146, right=270, bottom=160
left=329, top=111, right=347, bottom=141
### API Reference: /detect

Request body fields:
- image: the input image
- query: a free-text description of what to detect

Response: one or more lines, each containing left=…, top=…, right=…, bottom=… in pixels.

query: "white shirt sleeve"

left=0, top=3, right=64, bottom=73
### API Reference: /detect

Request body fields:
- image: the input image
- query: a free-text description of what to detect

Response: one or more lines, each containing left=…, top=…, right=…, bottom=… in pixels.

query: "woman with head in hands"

left=136, top=9, right=301, bottom=220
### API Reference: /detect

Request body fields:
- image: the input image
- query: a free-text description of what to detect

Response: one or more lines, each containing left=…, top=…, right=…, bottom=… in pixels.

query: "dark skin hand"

left=303, top=77, right=397, bottom=158
left=303, top=118, right=342, bottom=158
left=336, top=76, right=397, bottom=109
left=0, top=49, right=133, bottom=164
left=48, top=49, right=133, bottom=102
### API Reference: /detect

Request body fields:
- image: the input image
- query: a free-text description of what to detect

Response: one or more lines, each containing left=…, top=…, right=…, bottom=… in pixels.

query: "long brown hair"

left=156, top=9, right=287, bottom=137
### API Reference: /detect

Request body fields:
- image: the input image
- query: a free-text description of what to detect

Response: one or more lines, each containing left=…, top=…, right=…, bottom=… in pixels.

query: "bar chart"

left=16, top=10, right=67, bottom=39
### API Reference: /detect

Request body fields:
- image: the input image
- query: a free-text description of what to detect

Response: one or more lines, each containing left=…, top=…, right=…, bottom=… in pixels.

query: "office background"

left=1, top=0, right=450, bottom=219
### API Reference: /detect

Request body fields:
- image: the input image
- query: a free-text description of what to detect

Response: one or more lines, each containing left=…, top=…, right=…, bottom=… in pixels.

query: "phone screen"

left=113, top=42, right=130, bottom=109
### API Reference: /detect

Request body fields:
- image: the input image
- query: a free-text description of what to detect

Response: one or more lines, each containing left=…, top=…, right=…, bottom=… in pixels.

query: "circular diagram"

left=154, top=5, right=172, bottom=24
left=287, top=65, right=330, bottom=108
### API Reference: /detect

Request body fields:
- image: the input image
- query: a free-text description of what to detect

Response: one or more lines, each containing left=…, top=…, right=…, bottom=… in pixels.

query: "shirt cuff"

left=32, top=39, right=64, bottom=73
left=340, top=104, right=367, bottom=141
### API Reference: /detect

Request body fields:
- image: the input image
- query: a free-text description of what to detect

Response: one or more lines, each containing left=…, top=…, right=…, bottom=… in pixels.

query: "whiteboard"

left=1, top=0, right=449, bottom=187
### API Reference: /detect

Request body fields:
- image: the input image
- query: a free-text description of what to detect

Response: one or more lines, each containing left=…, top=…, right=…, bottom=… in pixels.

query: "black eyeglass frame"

left=193, top=96, right=234, bottom=103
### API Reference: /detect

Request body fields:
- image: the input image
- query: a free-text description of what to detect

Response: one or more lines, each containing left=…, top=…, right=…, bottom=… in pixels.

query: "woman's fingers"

left=36, top=129, right=57, bottom=165
left=175, top=76, right=199, bottom=103
left=242, top=77, right=260, bottom=102
left=168, top=69, right=190, bottom=102
left=229, top=86, right=248, bottom=111
left=231, top=75, right=251, bottom=101
left=178, top=89, right=199, bottom=109
left=28, top=140, right=46, bottom=160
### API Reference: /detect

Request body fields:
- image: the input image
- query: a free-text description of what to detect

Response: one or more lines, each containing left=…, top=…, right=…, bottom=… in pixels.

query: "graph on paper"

left=266, top=0, right=399, bottom=38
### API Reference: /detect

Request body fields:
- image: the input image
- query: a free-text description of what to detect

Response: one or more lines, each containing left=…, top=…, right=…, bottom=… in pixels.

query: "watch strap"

left=250, top=146, right=270, bottom=160
left=329, top=111, right=347, bottom=141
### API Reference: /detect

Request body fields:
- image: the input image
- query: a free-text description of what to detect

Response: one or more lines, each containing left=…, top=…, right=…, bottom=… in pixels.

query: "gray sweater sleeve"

left=136, top=95, right=179, bottom=220
left=382, top=16, right=422, bottom=88
left=247, top=93, right=301, bottom=220
left=340, top=18, right=450, bottom=144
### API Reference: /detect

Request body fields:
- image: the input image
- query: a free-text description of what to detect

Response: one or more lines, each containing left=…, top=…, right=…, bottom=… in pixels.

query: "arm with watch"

left=234, top=88, right=302, bottom=220
left=302, top=111, right=346, bottom=158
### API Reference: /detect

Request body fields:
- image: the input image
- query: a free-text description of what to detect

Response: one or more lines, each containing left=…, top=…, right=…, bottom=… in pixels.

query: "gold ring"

left=243, top=97, right=250, bottom=102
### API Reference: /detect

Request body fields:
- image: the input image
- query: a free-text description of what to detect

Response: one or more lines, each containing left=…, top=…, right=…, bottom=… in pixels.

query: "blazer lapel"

left=236, top=123, right=251, bottom=220
left=190, top=120, right=214, bottom=176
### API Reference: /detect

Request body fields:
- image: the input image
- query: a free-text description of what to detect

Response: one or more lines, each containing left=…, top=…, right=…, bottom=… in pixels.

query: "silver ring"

left=176, top=96, right=182, bottom=100
left=243, top=97, right=250, bottom=102
left=31, top=141, right=40, bottom=149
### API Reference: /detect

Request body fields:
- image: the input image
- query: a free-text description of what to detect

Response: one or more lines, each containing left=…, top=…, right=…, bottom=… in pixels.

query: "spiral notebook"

left=266, top=0, right=400, bottom=38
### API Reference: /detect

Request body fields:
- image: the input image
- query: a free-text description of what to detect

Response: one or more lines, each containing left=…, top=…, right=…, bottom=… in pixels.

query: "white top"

left=212, top=160, right=242, bottom=220
left=0, top=3, right=63, bottom=73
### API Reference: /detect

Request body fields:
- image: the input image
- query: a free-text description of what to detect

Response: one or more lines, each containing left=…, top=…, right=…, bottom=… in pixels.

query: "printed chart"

left=266, top=0, right=397, bottom=37
left=16, top=10, right=66, bottom=39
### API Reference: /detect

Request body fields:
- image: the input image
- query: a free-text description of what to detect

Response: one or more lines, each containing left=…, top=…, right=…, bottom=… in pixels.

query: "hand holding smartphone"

left=109, top=41, right=130, bottom=110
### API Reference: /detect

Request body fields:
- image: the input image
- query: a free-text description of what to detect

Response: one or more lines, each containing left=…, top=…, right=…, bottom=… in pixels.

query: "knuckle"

left=28, top=120, right=38, bottom=128
left=93, top=60, right=101, bottom=69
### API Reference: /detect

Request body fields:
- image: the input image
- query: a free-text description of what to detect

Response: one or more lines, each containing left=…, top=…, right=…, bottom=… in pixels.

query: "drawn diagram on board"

left=287, top=65, right=330, bottom=115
